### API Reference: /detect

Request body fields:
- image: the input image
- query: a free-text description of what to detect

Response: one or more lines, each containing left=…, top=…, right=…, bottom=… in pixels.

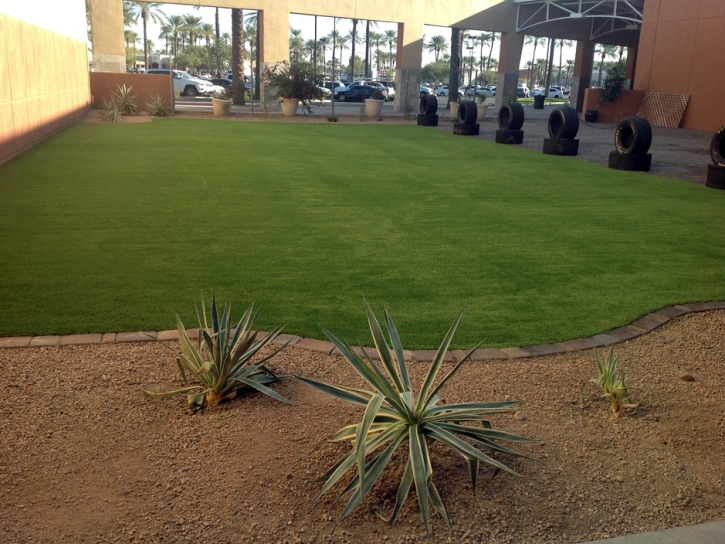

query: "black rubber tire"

left=548, top=106, right=579, bottom=139
left=458, top=100, right=478, bottom=125
left=498, top=103, right=525, bottom=131
left=543, top=138, right=579, bottom=156
left=495, top=129, right=524, bottom=144
left=417, top=114, right=439, bottom=127
left=615, top=117, right=652, bottom=155
left=608, top=151, right=652, bottom=172
left=420, top=95, right=438, bottom=115
left=706, top=164, right=725, bottom=189
left=339, top=94, right=346, bottom=102
left=711, top=126, right=725, bottom=166
left=184, top=86, right=198, bottom=97
left=453, top=122, right=480, bottom=136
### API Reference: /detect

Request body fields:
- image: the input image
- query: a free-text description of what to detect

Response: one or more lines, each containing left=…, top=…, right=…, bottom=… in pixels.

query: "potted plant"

left=450, top=97, right=460, bottom=121
left=586, top=66, right=626, bottom=123
left=365, top=88, right=385, bottom=118
left=262, top=61, right=324, bottom=116
left=211, top=89, right=232, bottom=117
left=476, top=93, right=489, bottom=122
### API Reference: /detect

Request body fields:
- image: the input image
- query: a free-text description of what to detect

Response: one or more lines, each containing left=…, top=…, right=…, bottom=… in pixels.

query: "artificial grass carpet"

left=1, top=118, right=724, bottom=348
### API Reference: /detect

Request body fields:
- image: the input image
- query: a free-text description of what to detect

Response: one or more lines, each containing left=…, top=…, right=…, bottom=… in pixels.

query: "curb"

left=1, top=302, right=724, bottom=361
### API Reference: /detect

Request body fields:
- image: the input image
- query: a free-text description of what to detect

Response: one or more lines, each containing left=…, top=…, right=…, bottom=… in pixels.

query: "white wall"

left=0, top=0, right=87, bottom=43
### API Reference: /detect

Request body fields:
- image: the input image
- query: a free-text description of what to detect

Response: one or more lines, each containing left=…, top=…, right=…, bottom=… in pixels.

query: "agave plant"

left=145, top=296, right=291, bottom=409
left=100, top=98, right=124, bottom=123
left=590, top=347, right=633, bottom=418
left=112, top=84, right=140, bottom=116
left=147, top=94, right=171, bottom=117
left=298, top=302, right=532, bottom=534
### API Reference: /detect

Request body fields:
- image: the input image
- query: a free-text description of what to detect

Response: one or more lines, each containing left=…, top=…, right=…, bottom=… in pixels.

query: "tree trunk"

left=349, top=20, right=357, bottom=82
left=598, top=54, right=604, bottom=86
left=530, top=41, right=537, bottom=88
left=142, top=12, right=148, bottom=70
left=558, top=40, right=563, bottom=86
left=215, top=8, right=220, bottom=40
left=232, top=9, right=245, bottom=105
left=448, top=27, right=460, bottom=109
left=544, top=38, right=555, bottom=97
left=364, top=21, right=370, bottom=78
left=487, top=34, right=495, bottom=70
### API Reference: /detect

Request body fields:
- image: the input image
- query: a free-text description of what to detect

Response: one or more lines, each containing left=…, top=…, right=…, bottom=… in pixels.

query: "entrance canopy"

left=514, top=0, right=644, bottom=40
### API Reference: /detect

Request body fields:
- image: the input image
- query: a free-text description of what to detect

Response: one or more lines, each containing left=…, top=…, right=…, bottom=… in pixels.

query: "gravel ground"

left=1, top=311, right=724, bottom=544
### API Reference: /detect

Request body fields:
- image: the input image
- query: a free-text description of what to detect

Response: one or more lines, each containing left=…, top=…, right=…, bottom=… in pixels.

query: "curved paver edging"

left=1, top=302, right=724, bottom=361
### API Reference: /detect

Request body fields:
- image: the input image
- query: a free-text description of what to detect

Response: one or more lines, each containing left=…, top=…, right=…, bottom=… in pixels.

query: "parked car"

left=212, top=77, right=251, bottom=94
left=321, top=80, right=345, bottom=92
left=517, top=86, right=530, bottom=98
left=420, top=85, right=434, bottom=97
left=317, top=85, right=332, bottom=98
left=474, top=86, right=495, bottom=99
left=146, top=69, right=216, bottom=97
left=530, top=87, right=563, bottom=98
left=434, top=85, right=448, bottom=96
left=370, top=81, right=395, bottom=101
left=336, top=85, right=377, bottom=102
left=551, top=86, right=570, bottom=97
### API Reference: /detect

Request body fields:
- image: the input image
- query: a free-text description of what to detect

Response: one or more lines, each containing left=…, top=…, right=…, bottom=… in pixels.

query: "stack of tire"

left=417, top=95, right=439, bottom=126
left=543, top=106, right=579, bottom=156
left=495, top=103, right=525, bottom=144
left=706, top=125, right=725, bottom=189
left=453, top=100, right=479, bottom=135
left=608, top=117, right=652, bottom=172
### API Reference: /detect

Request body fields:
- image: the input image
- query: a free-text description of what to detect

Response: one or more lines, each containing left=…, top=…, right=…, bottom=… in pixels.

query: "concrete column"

left=393, top=21, right=423, bottom=114
left=494, top=31, right=524, bottom=111
left=570, top=40, right=595, bottom=112
left=624, top=46, right=638, bottom=89
left=258, top=2, right=290, bottom=110
left=88, top=0, right=125, bottom=72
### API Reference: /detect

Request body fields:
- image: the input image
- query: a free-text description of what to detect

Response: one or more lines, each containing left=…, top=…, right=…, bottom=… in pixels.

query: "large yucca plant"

left=145, top=296, right=291, bottom=409
left=100, top=97, right=124, bottom=123
left=112, top=84, right=140, bottom=116
left=298, top=302, right=532, bottom=534
left=147, top=93, right=171, bottom=117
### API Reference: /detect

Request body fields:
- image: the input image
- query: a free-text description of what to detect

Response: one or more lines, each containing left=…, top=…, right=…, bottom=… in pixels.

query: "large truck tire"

left=498, top=103, right=525, bottom=131
left=453, top=122, right=480, bottom=135
left=458, top=100, right=478, bottom=125
left=548, top=106, right=579, bottom=139
left=543, top=138, right=579, bottom=156
left=710, top=126, right=725, bottom=166
left=420, top=95, right=438, bottom=115
left=706, top=164, right=725, bottom=189
left=608, top=151, right=652, bottom=171
left=495, top=129, right=524, bottom=144
left=615, top=117, right=652, bottom=155
left=417, top=114, right=439, bottom=126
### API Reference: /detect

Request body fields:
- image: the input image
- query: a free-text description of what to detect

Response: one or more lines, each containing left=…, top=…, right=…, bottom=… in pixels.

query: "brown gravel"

left=1, top=311, right=724, bottom=543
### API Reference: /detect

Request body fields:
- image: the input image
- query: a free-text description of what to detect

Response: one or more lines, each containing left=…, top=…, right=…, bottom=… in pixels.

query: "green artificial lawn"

left=1, top=118, right=724, bottom=349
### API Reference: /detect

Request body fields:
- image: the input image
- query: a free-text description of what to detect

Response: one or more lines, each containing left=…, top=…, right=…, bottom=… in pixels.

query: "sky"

left=126, top=4, right=577, bottom=72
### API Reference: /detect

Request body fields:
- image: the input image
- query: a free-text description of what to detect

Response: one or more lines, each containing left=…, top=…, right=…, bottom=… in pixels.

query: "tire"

left=417, top=114, right=439, bottom=126
left=458, top=100, right=478, bottom=125
left=608, top=151, right=652, bottom=172
left=543, top=137, right=579, bottom=156
left=339, top=94, right=346, bottom=102
left=615, top=117, right=652, bottom=155
left=453, top=122, right=480, bottom=136
left=495, top=129, right=524, bottom=144
left=706, top=164, right=725, bottom=189
left=420, top=94, right=438, bottom=115
left=184, top=86, right=198, bottom=97
left=548, top=106, right=579, bottom=139
left=498, top=103, right=525, bottom=131
left=711, top=126, right=725, bottom=166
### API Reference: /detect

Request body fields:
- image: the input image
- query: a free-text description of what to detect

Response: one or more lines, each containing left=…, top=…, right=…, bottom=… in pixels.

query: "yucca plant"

left=145, top=296, right=291, bottom=409
left=590, top=347, right=633, bottom=418
left=147, top=94, right=171, bottom=117
left=100, top=98, right=124, bottom=122
left=112, top=84, right=140, bottom=116
left=297, top=302, right=533, bottom=534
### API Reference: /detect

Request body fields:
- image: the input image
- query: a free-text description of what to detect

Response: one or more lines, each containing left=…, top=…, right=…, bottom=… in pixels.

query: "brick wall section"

left=581, top=89, right=646, bottom=124
left=89, top=72, right=174, bottom=112
left=0, top=14, right=90, bottom=165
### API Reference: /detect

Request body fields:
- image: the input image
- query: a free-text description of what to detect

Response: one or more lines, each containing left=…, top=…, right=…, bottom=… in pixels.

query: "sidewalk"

left=581, top=520, right=725, bottom=544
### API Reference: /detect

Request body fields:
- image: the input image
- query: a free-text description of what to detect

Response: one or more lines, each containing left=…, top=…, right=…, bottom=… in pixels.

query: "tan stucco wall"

left=0, top=13, right=91, bottom=165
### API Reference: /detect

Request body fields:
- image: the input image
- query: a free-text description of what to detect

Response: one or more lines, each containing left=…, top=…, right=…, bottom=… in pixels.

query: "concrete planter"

left=476, top=103, right=489, bottom=122
left=450, top=102, right=459, bottom=121
left=280, top=98, right=299, bottom=117
left=365, top=99, right=384, bottom=118
left=211, top=97, right=232, bottom=117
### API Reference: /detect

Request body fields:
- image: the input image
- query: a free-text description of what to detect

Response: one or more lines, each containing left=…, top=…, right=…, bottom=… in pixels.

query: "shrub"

left=212, top=89, right=230, bottom=100
left=326, top=115, right=339, bottom=122
left=100, top=97, right=124, bottom=123
left=590, top=347, right=633, bottom=418
left=147, top=94, right=171, bottom=117
left=297, top=302, right=532, bottom=534
left=370, top=88, right=385, bottom=100
left=145, top=295, right=291, bottom=410
left=600, top=67, right=627, bottom=105
left=262, top=61, right=324, bottom=114
left=112, top=84, right=140, bottom=116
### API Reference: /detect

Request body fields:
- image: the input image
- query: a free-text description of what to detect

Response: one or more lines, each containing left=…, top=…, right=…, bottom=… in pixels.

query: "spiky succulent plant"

left=145, top=296, right=291, bottom=409
left=147, top=94, right=171, bottom=117
left=298, top=302, right=533, bottom=534
left=112, top=84, right=140, bottom=116
left=100, top=98, right=124, bottom=123
left=591, top=347, right=632, bottom=418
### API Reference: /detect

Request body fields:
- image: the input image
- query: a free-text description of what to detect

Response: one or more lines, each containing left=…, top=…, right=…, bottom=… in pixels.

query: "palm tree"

left=158, top=25, right=171, bottom=54
left=289, top=28, right=304, bottom=63
left=183, top=14, right=203, bottom=47
left=200, top=23, right=215, bottom=49
left=336, top=33, right=350, bottom=81
left=475, top=33, right=490, bottom=77
left=383, top=29, right=397, bottom=71
left=348, top=20, right=360, bottom=81
left=122, top=1, right=136, bottom=28
left=363, top=20, right=379, bottom=79
left=525, top=35, right=547, bottom=88
left=244, top=12, right=259, bottom=97
left=318, top=37, right=329, bottom=76
left=486, top=32, right=499, bottom=71
left=124, top=29, right=139, bottom=49
left=126, top=2, right=165, bottom=71
left=426, top=35, right=449, bottom=62
left=595, top=44, right=618, bottom=86
left=525, top=60, right=535, bottom=86
left=556, top=39, right=574, bottom=85
left=232, top=8, right=245, bottom=105
left=165, top=15, right=184, bottom=57
left=369, top=32, right=383, bottom=73
left=303, top=39, right=317, bottom=62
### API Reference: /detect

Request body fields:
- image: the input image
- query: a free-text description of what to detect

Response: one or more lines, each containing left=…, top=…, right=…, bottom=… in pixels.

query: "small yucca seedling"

left=112, top=84, right=140, bottom=116
left=147, top=94, right=171, bottom=117
left=145, top=295, right=291, bottom=409
left=100, top=98, right=124, bottom=123
left=590, top=347, right=634, bottom=418
left=298, top=302, right=533, bottom=534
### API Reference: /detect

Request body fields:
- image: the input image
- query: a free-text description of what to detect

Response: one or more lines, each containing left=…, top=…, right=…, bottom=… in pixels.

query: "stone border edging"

left=1, top=302, right=724, bottom=361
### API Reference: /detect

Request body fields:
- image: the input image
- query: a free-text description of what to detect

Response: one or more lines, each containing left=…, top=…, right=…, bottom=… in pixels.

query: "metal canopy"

left=514, top=0, right=644, bottom=40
